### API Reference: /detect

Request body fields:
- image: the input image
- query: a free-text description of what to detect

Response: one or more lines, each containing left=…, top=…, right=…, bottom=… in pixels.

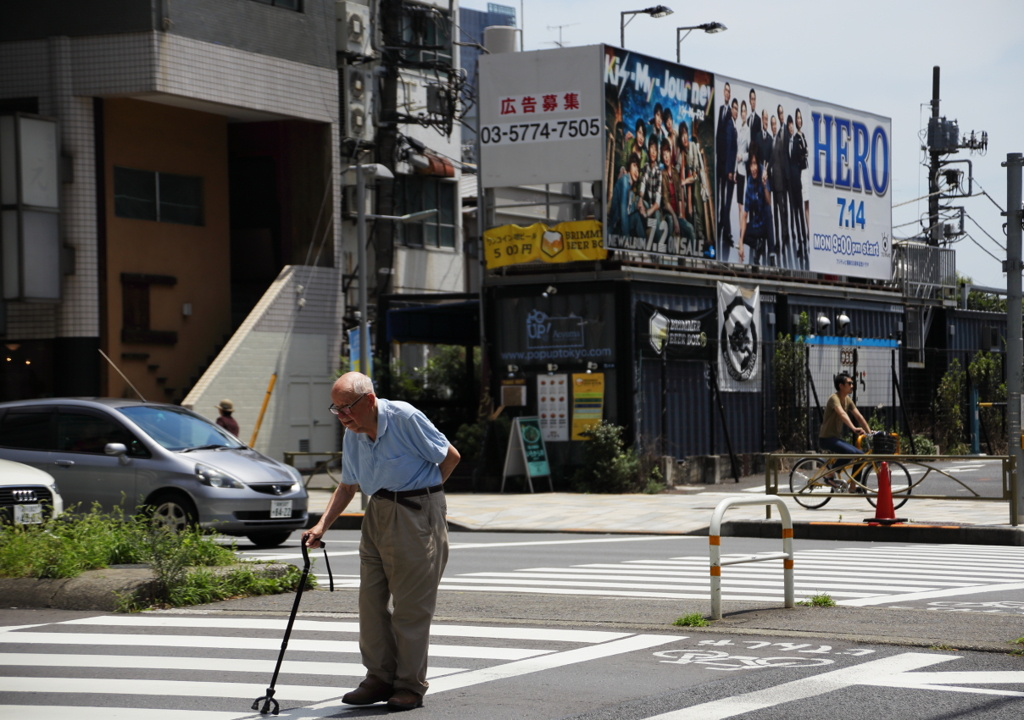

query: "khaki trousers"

left=358, top=490, right=448, bottom=696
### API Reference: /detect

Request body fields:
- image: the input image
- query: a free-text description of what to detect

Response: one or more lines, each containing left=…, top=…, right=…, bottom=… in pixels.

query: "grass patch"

left=673, top=612, right=710, bottom=627
left=1, top=504, right=307, bottom=610
left=929, top=644, right=957, bottom=651
left=797, top=592, right=837, bottom=607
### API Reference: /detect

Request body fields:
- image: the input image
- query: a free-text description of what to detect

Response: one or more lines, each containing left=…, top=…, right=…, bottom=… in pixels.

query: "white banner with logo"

left=717, top=283, right=761, bottom=392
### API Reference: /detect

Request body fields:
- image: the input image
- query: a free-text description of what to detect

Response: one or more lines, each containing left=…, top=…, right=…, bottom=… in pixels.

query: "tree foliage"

left=773, top=312, right=809, bottom=452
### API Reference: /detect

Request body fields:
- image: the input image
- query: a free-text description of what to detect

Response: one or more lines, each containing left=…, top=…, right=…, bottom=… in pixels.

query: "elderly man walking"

left=305, top=372, right=460, bottom=711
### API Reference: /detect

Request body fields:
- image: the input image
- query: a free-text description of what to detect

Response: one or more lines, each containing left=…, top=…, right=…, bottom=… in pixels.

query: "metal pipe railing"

left=709, top=497, right=794, bottom=620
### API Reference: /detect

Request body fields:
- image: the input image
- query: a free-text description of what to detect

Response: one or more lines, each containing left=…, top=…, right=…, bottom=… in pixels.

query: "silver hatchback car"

left=0, top=398, right=308, bottom=548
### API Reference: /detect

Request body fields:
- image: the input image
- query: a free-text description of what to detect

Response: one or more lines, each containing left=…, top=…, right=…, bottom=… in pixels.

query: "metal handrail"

left=766, top=452, right=1015, bottom=501
left=709, top=497, right=794, bottom=620
left=282, top=451, right=343, bottom=489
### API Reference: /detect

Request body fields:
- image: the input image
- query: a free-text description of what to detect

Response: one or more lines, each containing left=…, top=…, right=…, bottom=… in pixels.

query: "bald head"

left=334, top=372, right=374, bottom=397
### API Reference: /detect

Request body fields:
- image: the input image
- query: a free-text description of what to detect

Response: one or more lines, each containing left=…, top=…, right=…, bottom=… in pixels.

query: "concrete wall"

left=0, top=1, right=336, bottom=69
left=183, top=265, right=343, bottom=466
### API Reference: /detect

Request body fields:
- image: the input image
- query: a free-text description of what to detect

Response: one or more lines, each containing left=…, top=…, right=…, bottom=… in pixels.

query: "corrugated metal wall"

left=633, top=287, right=776, bottom=458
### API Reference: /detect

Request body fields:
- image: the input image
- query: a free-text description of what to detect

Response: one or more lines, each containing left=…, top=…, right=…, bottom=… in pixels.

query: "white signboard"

left=479, top=45, right=605, bottom=188
left=537, top=374, right=569, bottom=442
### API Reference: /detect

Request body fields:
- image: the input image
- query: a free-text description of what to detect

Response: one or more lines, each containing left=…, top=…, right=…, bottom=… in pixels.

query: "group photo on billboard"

left=714, top=76, right=892, bottom=280
left=604, top=47, right=717, bottom=260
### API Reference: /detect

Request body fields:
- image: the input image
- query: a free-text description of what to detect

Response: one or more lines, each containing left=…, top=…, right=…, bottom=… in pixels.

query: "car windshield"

left=117, top=406, right=245, bottom=452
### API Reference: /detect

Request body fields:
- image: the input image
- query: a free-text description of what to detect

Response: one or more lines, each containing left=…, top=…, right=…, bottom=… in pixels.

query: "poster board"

left=538, top=374, right=569, bottom=442
left=571, top=373, right=605, bottom=439
left=500, top=417, right=553, bottom=493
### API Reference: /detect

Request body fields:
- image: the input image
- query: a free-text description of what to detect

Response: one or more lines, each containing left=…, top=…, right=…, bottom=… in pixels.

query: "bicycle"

left=788, top=431, right=912, bottom=510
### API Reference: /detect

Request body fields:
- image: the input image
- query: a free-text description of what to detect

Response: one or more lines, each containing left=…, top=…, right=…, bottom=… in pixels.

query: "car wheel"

left=246, top=531, right=294, bottom=548
left=148, top=492, right=198, bottom=532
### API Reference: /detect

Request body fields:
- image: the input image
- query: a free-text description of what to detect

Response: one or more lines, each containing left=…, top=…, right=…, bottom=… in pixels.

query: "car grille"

left=248, top=484, right=297, bottom=496
left=0, top=486, right=53, bottom=508
left=0, top=486, right=54, bottom=523
left=233, top=510, right=306, bottom=521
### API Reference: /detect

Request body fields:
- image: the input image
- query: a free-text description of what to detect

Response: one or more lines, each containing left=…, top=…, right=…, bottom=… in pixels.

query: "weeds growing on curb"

left=673, top=613, right=710, bottom=627
left=929, top=644, right=957, bottom=651
left=0, top=505, right=307, bottom=610
left=797, top=592, right=836, bottom=607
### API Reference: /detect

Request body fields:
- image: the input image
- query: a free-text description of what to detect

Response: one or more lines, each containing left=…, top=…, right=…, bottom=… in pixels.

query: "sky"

left=462, top=0, right=1024, bottom=290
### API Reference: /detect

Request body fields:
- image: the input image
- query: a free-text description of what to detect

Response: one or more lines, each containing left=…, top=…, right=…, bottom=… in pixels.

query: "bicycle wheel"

left=789, top=458, right=835, bottom=509
left=864, top=461, right=912, bottom=510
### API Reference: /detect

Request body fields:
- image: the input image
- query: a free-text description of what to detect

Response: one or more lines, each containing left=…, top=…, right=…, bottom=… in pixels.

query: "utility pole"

left=1005, top=152, right=1023, bottom=525
left=928, top=66, right=941, bottom=246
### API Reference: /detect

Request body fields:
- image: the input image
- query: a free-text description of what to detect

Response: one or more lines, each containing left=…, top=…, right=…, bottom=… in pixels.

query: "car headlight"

left=195, top=463, right=246, bottom=489
left=283, top=464, right=303, bottom=488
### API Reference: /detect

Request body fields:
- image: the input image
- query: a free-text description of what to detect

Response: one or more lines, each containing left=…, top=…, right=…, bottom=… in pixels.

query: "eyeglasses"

left=329, top=393, right=367, bottom=416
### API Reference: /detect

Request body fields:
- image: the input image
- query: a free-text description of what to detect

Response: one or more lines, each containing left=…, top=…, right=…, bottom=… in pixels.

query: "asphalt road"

left=2, top=607, right=1022, bottom=719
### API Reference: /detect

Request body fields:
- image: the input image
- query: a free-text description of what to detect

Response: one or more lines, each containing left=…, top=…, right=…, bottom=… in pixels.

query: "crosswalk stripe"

left=0, top=653, right=466, bottom=679
left=425, top=545, right=1024, bottom=604
left=452, top=572, right=931, bottom=594
left=1, top=632, right=551, bottom=660
left=0, top=707, right=242, bottom=720
left=1, top=616, right=678, bottom=720
left=0, top=676, right=336, bottom=702
left=564, top=565, right=981, bottom=586
left=59, top=616, right=629, bottom=644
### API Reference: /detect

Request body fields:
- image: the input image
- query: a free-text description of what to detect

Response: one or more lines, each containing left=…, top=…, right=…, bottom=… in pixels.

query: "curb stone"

left=0, top=562, right=295, bottom=612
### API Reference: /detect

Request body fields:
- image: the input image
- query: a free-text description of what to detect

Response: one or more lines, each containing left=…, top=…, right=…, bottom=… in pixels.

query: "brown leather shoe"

left=387, top=689, right=423, bottom=710
left=342, top=676, right=393, bottom=705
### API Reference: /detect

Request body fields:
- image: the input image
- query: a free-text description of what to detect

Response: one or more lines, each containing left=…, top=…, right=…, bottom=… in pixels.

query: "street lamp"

left=676, top=22, right=727, bottom=63
left=620, top=5, right=674, bottom=48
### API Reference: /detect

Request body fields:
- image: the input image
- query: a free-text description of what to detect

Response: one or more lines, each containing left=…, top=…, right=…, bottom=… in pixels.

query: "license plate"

left=14, top=504, right=43, bottom=524
left=270, top=500, right=292, bottom=519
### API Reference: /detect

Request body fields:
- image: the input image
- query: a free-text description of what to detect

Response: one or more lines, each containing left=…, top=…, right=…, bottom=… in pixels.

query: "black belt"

left=372, top=484, right=443, bottom=510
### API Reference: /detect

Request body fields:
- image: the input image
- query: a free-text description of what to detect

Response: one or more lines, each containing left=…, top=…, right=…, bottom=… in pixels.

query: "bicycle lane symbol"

left=653, top=639, right=875, bottom=672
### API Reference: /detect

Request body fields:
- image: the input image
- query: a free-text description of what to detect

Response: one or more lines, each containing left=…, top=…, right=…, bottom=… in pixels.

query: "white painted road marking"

left=0, top=614, right=680, bottom=720
left=644, top=652, right=960, bottom=719
left=422, top=544, right=1024, bottom=605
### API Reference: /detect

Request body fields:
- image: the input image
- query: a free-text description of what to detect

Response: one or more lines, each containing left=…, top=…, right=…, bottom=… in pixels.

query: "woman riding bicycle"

left=819, top=372, right=871, bottom=483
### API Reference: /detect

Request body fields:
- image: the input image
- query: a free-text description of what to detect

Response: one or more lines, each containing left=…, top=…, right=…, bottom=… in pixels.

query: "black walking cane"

left=252, top=533, right=334, bottom=716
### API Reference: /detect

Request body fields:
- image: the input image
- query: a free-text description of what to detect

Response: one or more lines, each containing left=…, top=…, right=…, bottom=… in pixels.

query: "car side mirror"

left=105, top=443, right=130, bottom=466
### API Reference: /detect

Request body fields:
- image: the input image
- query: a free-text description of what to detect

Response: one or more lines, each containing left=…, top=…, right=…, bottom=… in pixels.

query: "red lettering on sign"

left=563, top=93, right=580, bottom=110
left=501, top=98, right=517, bottom=115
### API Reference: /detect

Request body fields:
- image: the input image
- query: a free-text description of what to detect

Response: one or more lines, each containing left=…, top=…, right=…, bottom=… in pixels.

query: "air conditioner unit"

left=336, top=2, right=372, bottom=56
left=342, top=64, right=374, bottom=140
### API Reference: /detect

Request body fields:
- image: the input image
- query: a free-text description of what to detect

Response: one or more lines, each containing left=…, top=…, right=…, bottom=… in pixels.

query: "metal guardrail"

left=709, top=497, right=794, bottom=620
left=282, top=451, right=343, bottom=489
left=765, top=452, right=1018, bottom=524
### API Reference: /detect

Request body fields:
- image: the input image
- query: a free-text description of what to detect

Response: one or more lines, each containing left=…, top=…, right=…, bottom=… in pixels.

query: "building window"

left=120, top=273, right=178, bottom=346
left=113, top=167, right=204, bottom=226
left=395, top=176, right=456, bottom=249
left=401, top=4, right=453, bottom=65
left=251, top=0, right=302, bottom=11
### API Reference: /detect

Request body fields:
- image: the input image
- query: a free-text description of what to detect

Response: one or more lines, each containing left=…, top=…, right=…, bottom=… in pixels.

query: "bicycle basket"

left=872, top=433, right=899, bottom=454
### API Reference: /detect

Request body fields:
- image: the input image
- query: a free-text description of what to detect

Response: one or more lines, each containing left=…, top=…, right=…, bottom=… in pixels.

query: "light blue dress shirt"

left=341, top=398, right=449, bottom=495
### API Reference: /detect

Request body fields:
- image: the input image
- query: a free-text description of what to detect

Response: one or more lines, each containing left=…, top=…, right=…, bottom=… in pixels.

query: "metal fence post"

left=708, top=497, right=794, bottom=620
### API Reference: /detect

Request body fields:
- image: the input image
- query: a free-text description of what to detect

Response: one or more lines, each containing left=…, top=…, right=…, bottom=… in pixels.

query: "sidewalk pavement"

left=305, top=473, right=1024, bottom=545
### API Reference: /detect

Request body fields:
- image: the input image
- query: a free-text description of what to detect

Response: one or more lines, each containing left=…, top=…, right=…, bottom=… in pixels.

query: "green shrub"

left=166, top=564, right=309, bottom=607
left=935, top=359, right=968, bottom=455
left=773, top=313, right=809, bottom=452
left=571, top=421, right=664, bottom=494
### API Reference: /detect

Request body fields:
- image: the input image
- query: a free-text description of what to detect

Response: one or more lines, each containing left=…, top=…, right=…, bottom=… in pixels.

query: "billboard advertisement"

left=479, top=45, right=893, bottom=280
left=713, top=76, right=892, bottom=280
left=478, top=45, right=606, bottom=188
left=604, top=47, right=716, bottom=259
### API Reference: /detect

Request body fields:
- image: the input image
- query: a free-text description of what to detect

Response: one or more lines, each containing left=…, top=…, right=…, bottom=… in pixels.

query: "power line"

left=965, top=232, right=1003, bottom=264
left=964, top=211, right=1006, bottom=252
